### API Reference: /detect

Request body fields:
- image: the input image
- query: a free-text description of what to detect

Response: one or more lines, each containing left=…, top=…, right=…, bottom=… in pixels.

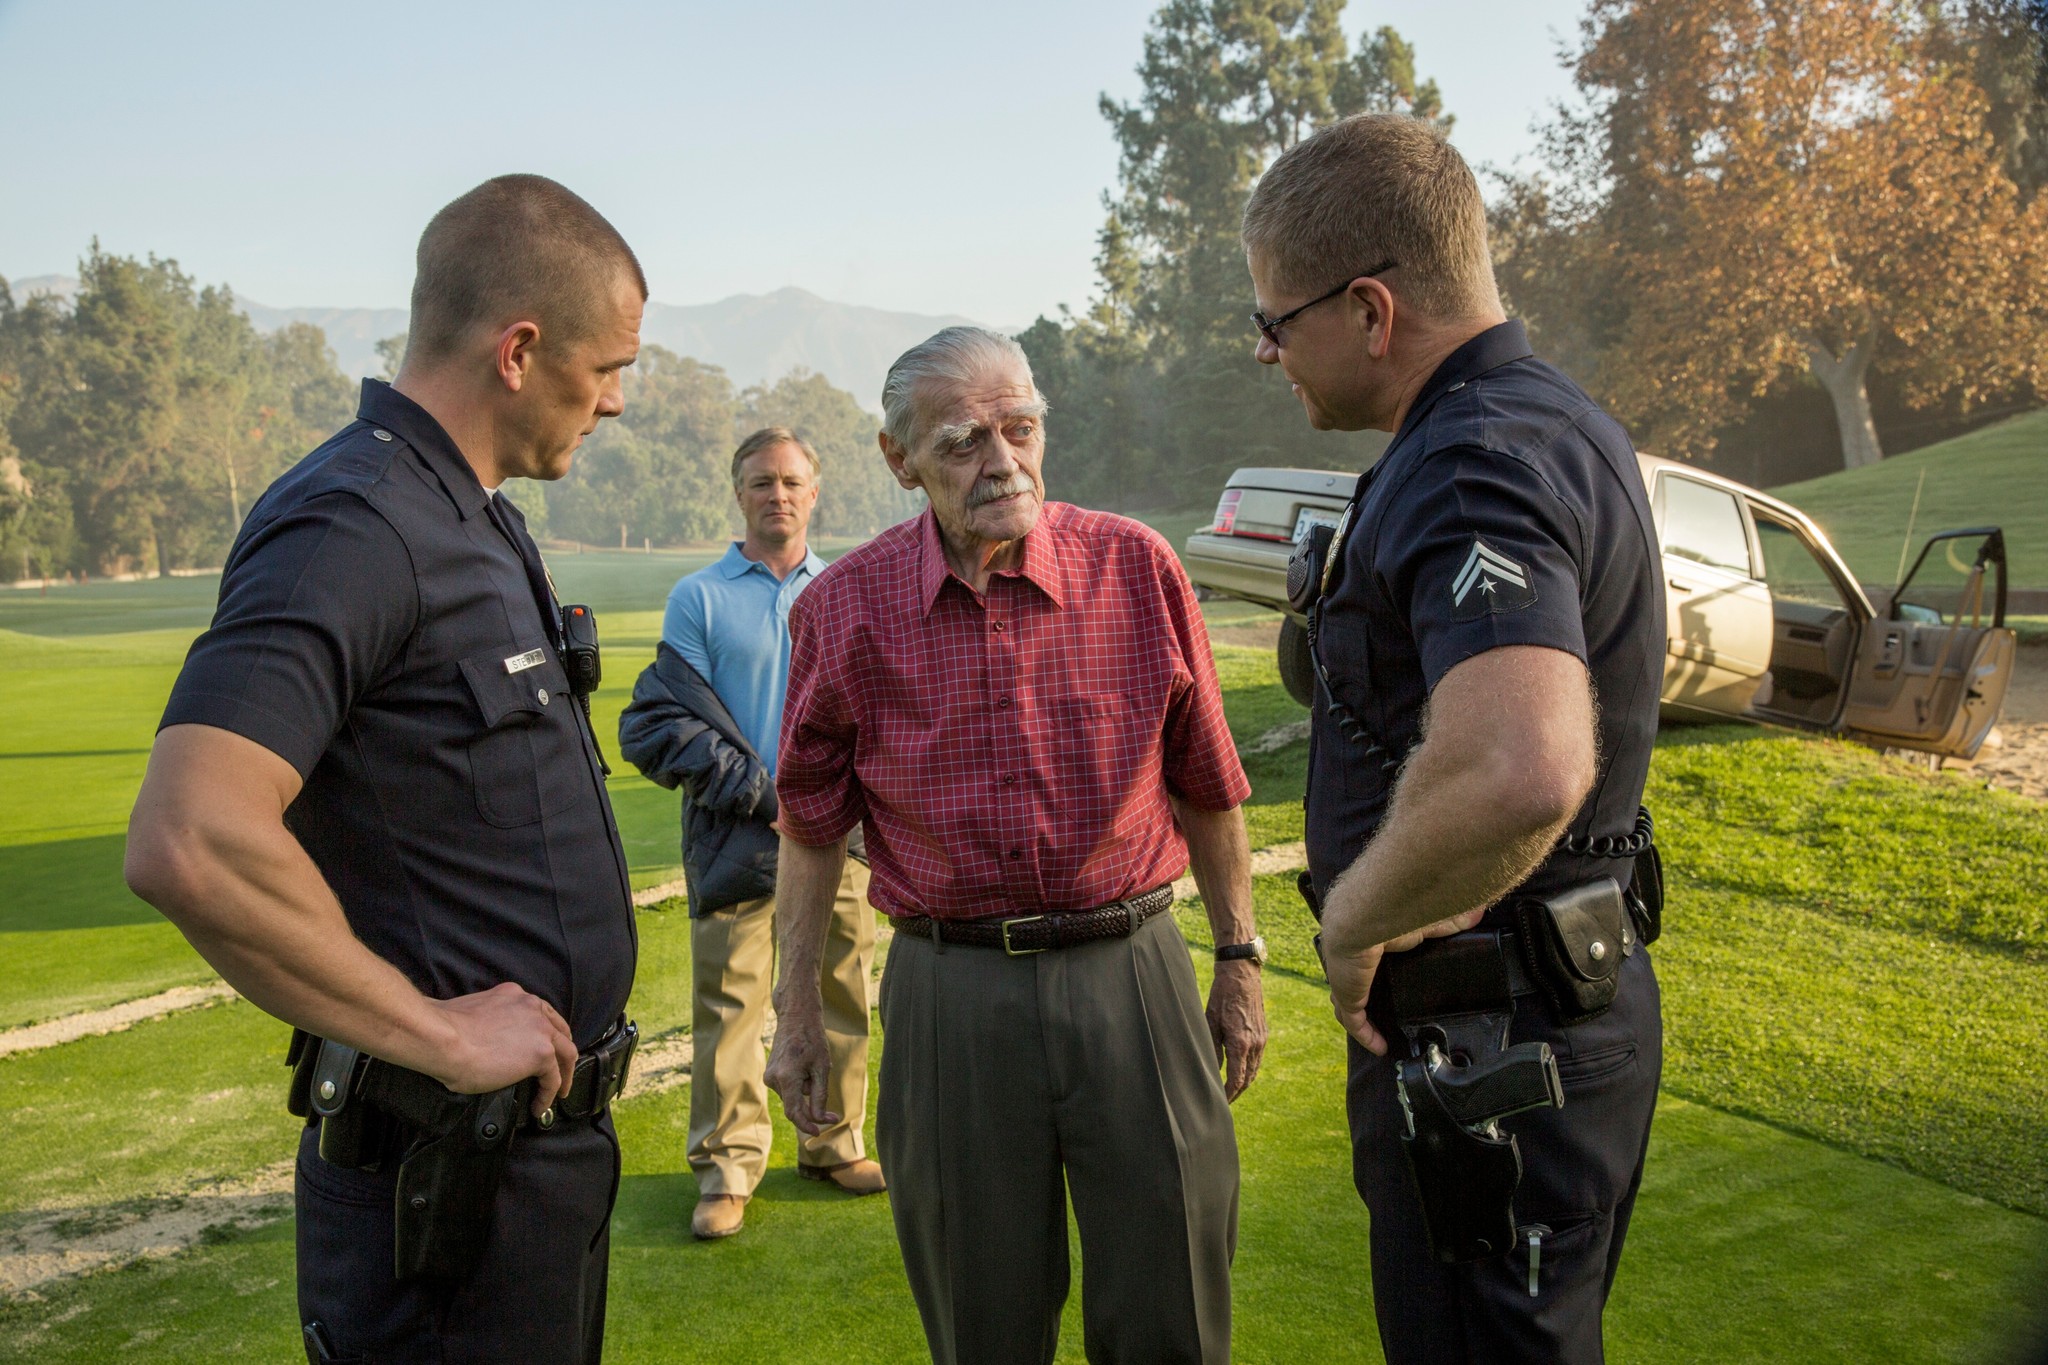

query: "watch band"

left=1215, top=937, right=1266, bottom=964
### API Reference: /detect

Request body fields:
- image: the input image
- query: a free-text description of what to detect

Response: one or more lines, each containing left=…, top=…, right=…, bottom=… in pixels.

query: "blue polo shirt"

left=661, top=541, right=826, bottom=776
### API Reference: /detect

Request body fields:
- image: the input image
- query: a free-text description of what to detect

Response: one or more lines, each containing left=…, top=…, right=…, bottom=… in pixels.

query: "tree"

left=544, top=346, right=738, bottom=547
left=0, top=249, right=356, bottom=575
left=1947, top=0, right=2048, bottom=200
left=1527, top=0, right=2048, bottom=471
left=1020, top=1, right=1445, bottom=511
left=375, top=332, right=407, bottom=381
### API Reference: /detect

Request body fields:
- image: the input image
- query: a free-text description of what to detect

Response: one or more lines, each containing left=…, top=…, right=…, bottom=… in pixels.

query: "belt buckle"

left=1000, top=915, right=1047, bottom=956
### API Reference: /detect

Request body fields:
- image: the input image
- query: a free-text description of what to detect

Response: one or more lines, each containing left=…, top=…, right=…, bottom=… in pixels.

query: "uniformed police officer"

left=125, top=174, right=646, bottom=1364
left=1241, top=115, right=1665, bottom=1363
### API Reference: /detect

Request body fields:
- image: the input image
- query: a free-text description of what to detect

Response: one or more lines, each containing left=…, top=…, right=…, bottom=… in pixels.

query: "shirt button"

left=996, top=695, right=1011, bottom=710
left=1001, top=773, right=1017, bottom=785
left=538, top=688, right=551, bottom=706
left=1007, top=849, right=1023, bottom=861
left=372, top=429, right=394, bottom=442
left=992, top=621, right=1006, bottom=632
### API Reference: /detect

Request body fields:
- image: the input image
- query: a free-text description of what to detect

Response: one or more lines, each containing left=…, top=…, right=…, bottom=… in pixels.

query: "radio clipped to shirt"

left=559, top=604, right=609, bottom=775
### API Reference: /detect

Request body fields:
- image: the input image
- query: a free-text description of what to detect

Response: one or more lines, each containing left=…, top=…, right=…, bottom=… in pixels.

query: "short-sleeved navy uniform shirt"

left=1304, top=321, right=1664, bottom=906
left=161, top=381, right=635, bottom=1046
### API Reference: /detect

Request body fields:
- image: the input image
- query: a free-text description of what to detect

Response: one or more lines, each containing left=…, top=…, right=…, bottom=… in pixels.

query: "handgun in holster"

left=286, top=1029, right=531, bottom=1281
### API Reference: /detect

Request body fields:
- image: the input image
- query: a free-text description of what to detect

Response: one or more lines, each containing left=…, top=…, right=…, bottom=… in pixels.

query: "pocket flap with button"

left=1539, top=878, right=1627, bottom=984
left=459, top=648, right=557, bottom=728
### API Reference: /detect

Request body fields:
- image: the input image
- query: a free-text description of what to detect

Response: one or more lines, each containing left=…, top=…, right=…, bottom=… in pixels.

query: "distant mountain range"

left=5, top=275, right=1014, bottom=410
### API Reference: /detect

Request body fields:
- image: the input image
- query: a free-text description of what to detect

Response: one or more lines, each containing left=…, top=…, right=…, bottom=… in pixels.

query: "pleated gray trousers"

left=877, top=910, right=1239, bottom=1365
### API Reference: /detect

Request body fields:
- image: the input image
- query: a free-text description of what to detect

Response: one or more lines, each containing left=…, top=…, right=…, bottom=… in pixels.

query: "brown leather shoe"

left=798, top=1158, right=887, bottom=1195
left=690, top=1194, right=747, bottom=1240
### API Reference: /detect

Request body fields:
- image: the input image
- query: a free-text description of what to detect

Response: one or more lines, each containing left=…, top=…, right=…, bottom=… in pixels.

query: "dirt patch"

left=0, top=1162, right=292, bottom=1300
left=633, top=878, right=688, bottom=908
left=1966, top=644, right=2048, bottom=800
left=1241, top=720, right=1310, bottom=757
left=2001, top=643, right=2048, bottom=724
left=1172, top=841, right=1308, bottom=903
left=619, top=1030, right=694, bottom=1100
left=1972, top=722, right=2048, bottom=800
left=0, top=985, right=235, bottom=1060
left=0, top=1029, right=707, bottom=1301
left=1209, top=622, right=1283, bottom=651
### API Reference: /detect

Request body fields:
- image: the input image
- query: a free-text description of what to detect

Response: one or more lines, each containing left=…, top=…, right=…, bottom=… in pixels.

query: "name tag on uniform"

left=503, top=648, right=546, bottom=674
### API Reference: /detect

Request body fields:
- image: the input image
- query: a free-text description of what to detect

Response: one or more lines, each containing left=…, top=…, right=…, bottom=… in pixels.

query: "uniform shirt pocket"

left=458, top=646, right=572, bottom=828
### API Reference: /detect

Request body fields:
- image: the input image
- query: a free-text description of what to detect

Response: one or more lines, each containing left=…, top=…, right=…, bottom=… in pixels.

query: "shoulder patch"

left=1451, top=538, right=1537, bottom=617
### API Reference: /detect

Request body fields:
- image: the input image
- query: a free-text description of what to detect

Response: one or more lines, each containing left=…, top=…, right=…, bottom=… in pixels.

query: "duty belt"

left=893, top=885, right=1175, bottom=956
left=1375, top=927, right=1540, bottom=1025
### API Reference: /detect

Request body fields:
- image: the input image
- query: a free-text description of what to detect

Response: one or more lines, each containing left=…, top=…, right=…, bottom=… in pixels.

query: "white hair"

left=880, top=326, right=1039, bottom=453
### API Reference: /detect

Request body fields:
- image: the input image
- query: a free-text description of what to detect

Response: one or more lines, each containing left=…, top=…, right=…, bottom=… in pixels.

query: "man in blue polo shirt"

left=620, top=427, right=881, bottom=1242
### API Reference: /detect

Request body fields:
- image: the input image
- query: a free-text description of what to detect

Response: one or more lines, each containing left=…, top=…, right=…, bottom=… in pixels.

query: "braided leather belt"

left=894, top=886, right=1176, bottom=956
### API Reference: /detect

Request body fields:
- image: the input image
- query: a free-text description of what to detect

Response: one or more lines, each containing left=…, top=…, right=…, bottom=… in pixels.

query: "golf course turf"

left=1, top=552, right=2043, bottom=1361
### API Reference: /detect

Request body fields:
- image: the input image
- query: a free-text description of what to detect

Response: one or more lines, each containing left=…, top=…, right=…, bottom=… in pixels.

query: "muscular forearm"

left=129, top=728, right=458, bottom=1079
left=1173, top=797, right=1255, bottom=946
left=1320, top=744, right=1564, bottom=955
left=771, top=834, right=847, bottom=1018
left=1321, top=647, right=1595, bottom=956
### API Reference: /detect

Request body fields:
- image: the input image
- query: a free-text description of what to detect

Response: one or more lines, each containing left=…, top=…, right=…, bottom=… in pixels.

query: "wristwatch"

left=1214, top=936, right=1268, bottom=965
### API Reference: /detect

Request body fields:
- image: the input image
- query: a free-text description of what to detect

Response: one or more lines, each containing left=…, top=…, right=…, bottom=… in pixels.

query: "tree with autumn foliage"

left=1501, top=0, right=2048, bottom=472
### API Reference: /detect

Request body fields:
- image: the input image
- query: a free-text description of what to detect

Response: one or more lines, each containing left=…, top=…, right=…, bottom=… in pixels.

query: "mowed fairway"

left=2, top=553, right=2045, bottom=1361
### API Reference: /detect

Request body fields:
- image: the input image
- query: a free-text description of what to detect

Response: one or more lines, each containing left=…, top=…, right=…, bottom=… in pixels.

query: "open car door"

left=1838, top=529, right=2017, bottom=759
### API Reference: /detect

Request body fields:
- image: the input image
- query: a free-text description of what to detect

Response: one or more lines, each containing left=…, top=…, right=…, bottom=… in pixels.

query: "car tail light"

left=1212, top=488, right=1243, bottom=534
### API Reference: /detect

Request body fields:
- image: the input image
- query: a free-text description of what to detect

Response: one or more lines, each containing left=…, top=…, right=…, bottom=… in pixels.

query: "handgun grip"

left=1429, top=1041, right=1565, bottom=1128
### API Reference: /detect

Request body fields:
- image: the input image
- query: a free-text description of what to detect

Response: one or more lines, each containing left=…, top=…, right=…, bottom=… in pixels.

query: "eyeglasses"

left=1249, top=260, right=1398, bottom=346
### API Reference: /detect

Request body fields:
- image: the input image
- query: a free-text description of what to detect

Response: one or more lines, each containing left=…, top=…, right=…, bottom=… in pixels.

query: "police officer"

left=125, top=175, right=645, bottom=1364
left=1241, top=115, right=1665, bottom=1363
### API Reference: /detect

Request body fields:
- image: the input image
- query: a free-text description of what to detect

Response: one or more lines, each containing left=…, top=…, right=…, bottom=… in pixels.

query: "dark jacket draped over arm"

left=618, top=642, right=861, bottom=916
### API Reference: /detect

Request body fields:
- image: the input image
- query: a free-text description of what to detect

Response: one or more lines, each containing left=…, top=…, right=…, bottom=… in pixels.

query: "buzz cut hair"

left=1242, top=113, right=1500, bottom=320
left=406, top=174, right=648, bottom=364
left=730, top=426, right=821, bottom=490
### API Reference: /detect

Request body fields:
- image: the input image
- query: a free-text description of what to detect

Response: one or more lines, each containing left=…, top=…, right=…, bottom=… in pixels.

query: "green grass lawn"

left=1771, top=408, right=2048, bottom=590
left=1, top=587, right=2045, bottom=1360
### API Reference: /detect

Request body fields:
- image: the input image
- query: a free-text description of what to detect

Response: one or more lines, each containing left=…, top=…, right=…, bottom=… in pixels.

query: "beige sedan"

left=1184, top=457, right=2014, bottom=760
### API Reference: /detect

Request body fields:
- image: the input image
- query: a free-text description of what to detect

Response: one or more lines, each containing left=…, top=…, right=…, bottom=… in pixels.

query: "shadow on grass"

left=0, top=835, right=156, bottom=932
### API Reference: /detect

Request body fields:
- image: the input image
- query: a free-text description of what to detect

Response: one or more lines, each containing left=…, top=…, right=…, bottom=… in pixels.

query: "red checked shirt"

left=777, top=502, right=1250, bottom=921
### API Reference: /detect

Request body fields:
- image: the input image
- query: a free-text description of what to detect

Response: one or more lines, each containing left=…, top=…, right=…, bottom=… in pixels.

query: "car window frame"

left=1654, top=471, right=1763, bottom=580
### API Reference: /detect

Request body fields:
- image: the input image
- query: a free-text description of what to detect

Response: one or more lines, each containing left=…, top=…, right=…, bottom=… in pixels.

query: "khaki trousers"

left=878, top=910, right=1239, bottom=1365
left=688, top=860, right=874, bottom=1197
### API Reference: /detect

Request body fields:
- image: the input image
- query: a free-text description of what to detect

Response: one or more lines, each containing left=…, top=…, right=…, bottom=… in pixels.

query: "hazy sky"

left=0, top=0, right=1586, bottom=325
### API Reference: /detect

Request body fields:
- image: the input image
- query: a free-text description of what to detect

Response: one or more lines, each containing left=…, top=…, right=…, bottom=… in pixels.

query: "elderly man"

left=764, top=326, right=1265, bottom=1365
left=619, top=427, right=881, bottom=1243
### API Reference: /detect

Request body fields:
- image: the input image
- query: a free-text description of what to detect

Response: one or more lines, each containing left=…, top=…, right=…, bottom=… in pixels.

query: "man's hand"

left=763, top=833, right=850, bottom=1137
left=1207, top=960, right=1267, bottom=1101
left=764, top=1004, right=839, bottom=1136
left=429, top=982, right=580, bottom=1119
left=1328, top=908, right=1486, bottom=1055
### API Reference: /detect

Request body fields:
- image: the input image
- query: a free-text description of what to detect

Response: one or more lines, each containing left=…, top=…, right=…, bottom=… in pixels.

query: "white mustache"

left=969, top=474, right=1034, bottom=508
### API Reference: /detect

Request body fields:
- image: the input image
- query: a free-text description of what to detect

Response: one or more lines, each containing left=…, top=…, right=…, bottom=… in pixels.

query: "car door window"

left=1894, top=531, right=2003, bottom=627
left=1660, top=477, right=1754, bottom=575
left=1756, top=520, right=1845, bottom=608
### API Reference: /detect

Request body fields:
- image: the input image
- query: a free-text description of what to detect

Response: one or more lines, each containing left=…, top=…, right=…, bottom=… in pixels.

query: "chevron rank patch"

left=1450, top=538, right=1536, bottom=617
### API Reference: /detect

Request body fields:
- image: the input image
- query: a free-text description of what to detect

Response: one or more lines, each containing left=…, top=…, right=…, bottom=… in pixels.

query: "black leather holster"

left=287, top=1031, right=530, bottom=1282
